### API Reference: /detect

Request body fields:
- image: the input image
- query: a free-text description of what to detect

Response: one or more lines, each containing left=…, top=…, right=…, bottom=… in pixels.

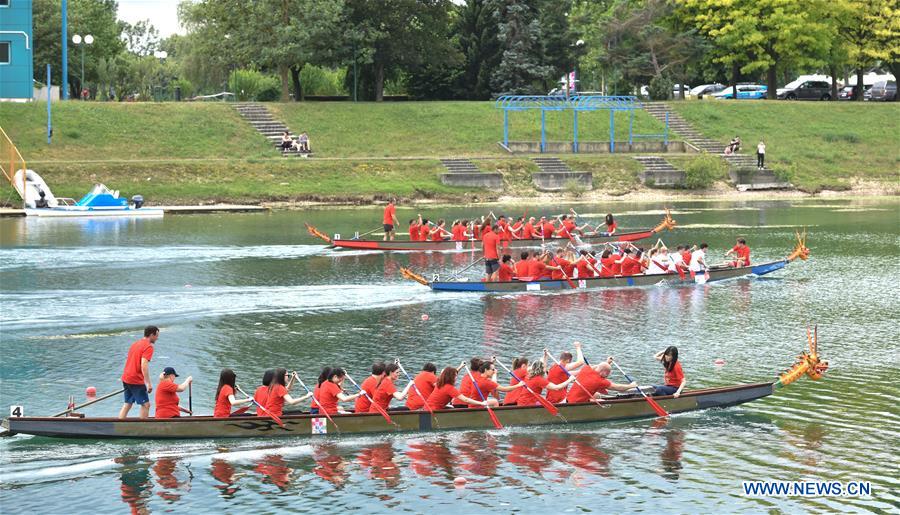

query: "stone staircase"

left=634, top=156, right=685, bottom=187
left=532, top=157, right=592, bottom=191
left=440, top=158, right=481, bottom=174
left=439, top=158, right=503, bottom=189
left=642, top=102, right=722, bottom=153
left=232, top=103, right=309, bottom=157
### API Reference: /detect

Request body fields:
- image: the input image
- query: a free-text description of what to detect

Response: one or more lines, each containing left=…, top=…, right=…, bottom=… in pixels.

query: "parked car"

left=690, top=83, right=726, bottom=99
left=712, top=84, right=768, bottom=99
left=869, top=80, right=897, bottom=101
left=838, top=84, right=873, bottom=100
left=777, top=79, right=832, bottom=100
left=638, top=84, right=692, bottom=99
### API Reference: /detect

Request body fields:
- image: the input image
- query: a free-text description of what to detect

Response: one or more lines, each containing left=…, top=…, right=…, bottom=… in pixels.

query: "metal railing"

left=0, top=126, right=27, bottom=205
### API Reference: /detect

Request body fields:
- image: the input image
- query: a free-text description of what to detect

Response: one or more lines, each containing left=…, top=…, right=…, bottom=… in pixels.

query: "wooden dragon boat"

left=305, top=212, right=676, bottom=252
left=401, top=232, right=810, bottom=293
left=1, top=331, right=826, bottom=440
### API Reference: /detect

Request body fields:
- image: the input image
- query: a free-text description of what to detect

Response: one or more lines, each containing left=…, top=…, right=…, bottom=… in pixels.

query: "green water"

left=0, top=198, right=897, bottom=513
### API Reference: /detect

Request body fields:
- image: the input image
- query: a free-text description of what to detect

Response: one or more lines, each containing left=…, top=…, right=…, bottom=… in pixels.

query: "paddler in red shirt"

left=253, top=369, right=275, bottom=416
left=515, top=252, right=532, bottom=279
left=498, top=255, right=515, bottom=281
left=425, top=366, right=491, bottom=411
left=405, top=363, right=438, bottom=410
left=418, top=219, right=432, bottom=241
left=502, top=357, right=529, bottom=405
left=455, top=357, right=484, bottom=407
left=451, top=220, right=466, bottom=241
left=467, top=360, right=523, bottom=407
left=528, top=251, right=551, bottom=279
left=510, top=217, right=524, bottom=239
left=428, top=219, right=450, bottom=241
left=370, top=364, right=412, bottom=413
left=315, top=367, right=362, bottom=415
left=213, top=369, right=252, bottom=418
left=383, top=198, right=400, bottom=241
left=565, top=358, right=636, bottom=403
left=539, top=217, right=556, bottom=240
left=574, top=250, right=599, bottom=278
left=545, top=342, right=585, bottom=403
left=264, top=368, right=313, bottom=418
left=599, top=213, right=617, bottom=235
left=522, top=217, right=536, bottom=239
left=355, top=362, right=386, bottom=413
left=547, top=248, right=575, bottom=280
left=154, top=367, right=193, bottom=419
left=725, top=238, right=751, bottom=267
left=119, top=325, right=159, bottom=419
left=408, top=216, right=422, bottom=241
left=516, top=354, right=575, bottom=406
left=653, top=346, right=686, bottom=397
left=482, top=224, right=502, bottom=281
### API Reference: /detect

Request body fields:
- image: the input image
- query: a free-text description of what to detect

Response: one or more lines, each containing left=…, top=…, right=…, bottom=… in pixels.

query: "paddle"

left=293, top=372, right=340, bottom=432
left=548, top=353, right=602, bottom=406
left=463, top=364, right=503, bottom=429
left=610, top=362, right=669, bottom=417
left=188, top=383, right=193, bottom=417
left=48, top=388, right=126, bottom=418
left=494, top=358, right=560, bottom=417
left=396, top=360, right=438, bottom=422
left=345, top=373, right=395, bottom=426
left=235, top=385, right=285, bottom=427
left=449, top=256, right=485, bottom=281
left=353, top=226, right=383, bottom=240
left=550, top=254, right=578, bottom=289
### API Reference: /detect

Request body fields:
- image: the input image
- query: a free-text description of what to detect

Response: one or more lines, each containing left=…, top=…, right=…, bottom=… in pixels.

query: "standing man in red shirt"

left=119, top=325, right=159, bottom=419
left=383, top=198, right=400, bottom=241
left=482, top=224, right=501, bottom=281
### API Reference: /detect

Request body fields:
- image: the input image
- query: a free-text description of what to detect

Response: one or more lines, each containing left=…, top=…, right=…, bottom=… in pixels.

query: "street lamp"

left=153, top=51, right=168, bottom=101
left=72, top=34, right=93, bottom=100
left=574, top=39, right=585, bottom=95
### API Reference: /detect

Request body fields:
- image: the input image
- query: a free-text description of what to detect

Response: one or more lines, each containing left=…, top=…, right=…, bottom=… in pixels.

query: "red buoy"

left=85, top=386, right=97, bottom=397
left=714, top=359, right=726, bottom=366
left=421, top=314, right=429, bottom=321
left=453, top=476, right=467, bottom=487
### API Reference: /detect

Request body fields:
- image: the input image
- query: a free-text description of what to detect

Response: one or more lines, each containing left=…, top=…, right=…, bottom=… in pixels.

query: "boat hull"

left=25, top=208, right=164, bottom=218
left=428, top=260, right=790, bottom=292
left=2, top=383, right=774, bottom=439
left=330, top=229, right=655, bottom=252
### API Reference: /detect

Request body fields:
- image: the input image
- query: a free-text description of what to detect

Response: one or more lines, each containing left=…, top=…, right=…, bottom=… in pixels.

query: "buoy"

left=421, top=314, right=429, bottom=321
left=85, top=386, right=97, bottom=397
left=453, top=476, right=467, bottom=486
left=714, top=359, right=726, bottom=366
left=184, top=284, right=192, bottom=288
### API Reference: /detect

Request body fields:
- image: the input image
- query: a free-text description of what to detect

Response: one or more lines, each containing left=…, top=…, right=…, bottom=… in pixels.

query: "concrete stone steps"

left=634, top=156, right=686, bottom=187
left=440, top=158, right=481, bottom=174
left=232, top=102, right=302, bottom=157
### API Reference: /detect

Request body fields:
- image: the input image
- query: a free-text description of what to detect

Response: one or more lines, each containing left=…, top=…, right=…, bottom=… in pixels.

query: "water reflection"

left=152, top=456, right=191, bottom=502
left=313, top=443, right=350, bottom=487
left=210, top=458, right=240, bottom=498
left=255, top=455, right=293, bottom=492
left=116, top=455, right=152, bottom=515
left=357, top=442, right=401, bottom=487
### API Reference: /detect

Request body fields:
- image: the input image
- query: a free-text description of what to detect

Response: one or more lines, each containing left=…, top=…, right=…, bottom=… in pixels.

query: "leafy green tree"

left=455, top=0, right=503, bottom=99
left=832, top=0, right=900, bottom=100
left=492, top=0, right=552, bottom=94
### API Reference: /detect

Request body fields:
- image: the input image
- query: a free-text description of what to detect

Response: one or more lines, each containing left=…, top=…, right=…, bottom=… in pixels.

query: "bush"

left=648, top=76, right=673, bottom=101
left=684, top=154, right=722, bottom=189
left=171, top=78, right=194, bottom=99
left=256, top=76, right=281, bottom=101
left=228, top=69, right=274, bottom=101
left=300, top=65, right=346, bottom=96
left=564, top=179, right=584, bottom=197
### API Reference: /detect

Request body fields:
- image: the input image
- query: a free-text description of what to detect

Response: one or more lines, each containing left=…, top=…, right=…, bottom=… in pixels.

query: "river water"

left=0, top=199, right=897, bottom=513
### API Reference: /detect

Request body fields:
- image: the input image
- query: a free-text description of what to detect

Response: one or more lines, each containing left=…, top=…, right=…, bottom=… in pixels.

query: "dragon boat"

left=401, top=232, right=810, bottom=293
left=2, top=331, right=826, bottom=440
left=305, top=212, right=676, bottom=252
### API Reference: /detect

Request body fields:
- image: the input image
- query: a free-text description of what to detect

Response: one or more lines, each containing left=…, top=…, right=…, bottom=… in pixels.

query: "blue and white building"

left=0, top=0, right=34, bottom=101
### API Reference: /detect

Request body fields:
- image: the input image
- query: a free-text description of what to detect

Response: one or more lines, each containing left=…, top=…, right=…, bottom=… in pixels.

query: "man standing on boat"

left=483, top=224, right=501, bottom=281
left=118, top=326, right=158, bottom=419
left=383, top=199, right=400, bottom=241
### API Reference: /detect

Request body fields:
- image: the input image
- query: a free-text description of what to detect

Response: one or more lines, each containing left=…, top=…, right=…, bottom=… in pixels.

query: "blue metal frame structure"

left=495, top=95, right=668, bottom=153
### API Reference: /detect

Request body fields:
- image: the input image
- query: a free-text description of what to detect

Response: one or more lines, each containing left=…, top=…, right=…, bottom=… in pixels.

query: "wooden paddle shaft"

left=51, top=388, right=126, bottom=417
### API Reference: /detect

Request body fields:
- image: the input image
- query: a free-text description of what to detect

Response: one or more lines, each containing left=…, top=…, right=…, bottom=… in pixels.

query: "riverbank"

left=1, top=101, right=897, bottom=206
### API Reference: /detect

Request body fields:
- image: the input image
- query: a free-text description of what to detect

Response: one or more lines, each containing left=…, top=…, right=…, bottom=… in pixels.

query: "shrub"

left=256, top=76, right=282, bottom=101
left=300, top=65, right=347, bottom=96
left=648, top=76, right=674, bottom=101
left=171, top=78, right=194, bottom=99
left=823, top=133, right=861, bottom=144
left=683, top=154, right=722, bottom=189
left=228, top=69, right=269, bottom=101
left=564, top=179, right=584, bottom=197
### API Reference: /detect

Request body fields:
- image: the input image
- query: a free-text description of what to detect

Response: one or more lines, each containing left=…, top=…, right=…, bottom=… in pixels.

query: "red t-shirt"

left=503, top=366, right=528, bottom=405
left=370, top=377, right=397, bottom=412
left=566, top=367, right=612, bottom=403
left=254, top=386, right=268, bottom=416
left=681, top=251, right=692, bottom=265
left=541, top=222, right=555, bottom=238
left=214, top=384, right=234, bottom=418
left=606, top=221, right=617, bottom=233
left=406, top=371, right=437, bottom=410
left=317, top=380, right=343, bottom=414
left=429, top=227, right=445, bottom=241
left=523, top=223, right=535, bottom=239
left=409, top=223, right=419, bottom=240
left=483, top=231, right=500, bottom=260
left=418, top=225, right=430, bottom=241
left=354, top=375, right=378, bottom=413
left=623, top=256, right=643, bottom=276
left=467, top=376, right=500, bottom=407
left=121, top=337, right=154, bottom=384
left=498, top=263, right=514, bottom=281
left=515, top=260, right=531, bottom=278
left=732, top=245, right=751, bottom=265
left=452, top=225, right=465, bottom=241
left=550, top=258, right=571, bottom=280
left=575, top=259, right=592, bottom=278
left=426, top=383, right=460, bottom=411
left=265, top=383, right=288, bottom=417
left=383, top=204, right=396, bottom=225
left=456, top=372, right=477, bottom=406
left=517, top=376, right=550, bottom=406
left=611, top=254, right=623, bottom=275
left=154, top=380, right=180, bottom=418
left=664, top=362, right=685, bottom=388
left=600, top=257, right=616, bottom=277
left=473, top=225, right=481, bottom=239
left=545, top=365, right=570, bottom=403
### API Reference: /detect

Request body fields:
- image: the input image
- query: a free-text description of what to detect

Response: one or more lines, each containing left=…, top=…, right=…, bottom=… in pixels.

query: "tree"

left=535, top=0, right=577, bottom=92
left=832, top=0, right=900, bottom=100
left=676, top=0, right=833, bottom=99
left=492, top=0, right=552, bottom=94
left=455, top=0, right=503, bottom=99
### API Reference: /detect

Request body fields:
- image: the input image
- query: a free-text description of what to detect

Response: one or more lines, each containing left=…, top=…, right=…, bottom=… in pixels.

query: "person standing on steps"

left=119, top=326, right=159, bottom=419
left=757, top=140, right=766, bottom=169
left=383, top=198, right=399, bottom=241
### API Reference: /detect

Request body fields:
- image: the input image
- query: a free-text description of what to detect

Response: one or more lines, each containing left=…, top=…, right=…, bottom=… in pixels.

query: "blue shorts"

left=123, top=382, right=150, bottom=405
left=653, top=385, right=678, bottom=396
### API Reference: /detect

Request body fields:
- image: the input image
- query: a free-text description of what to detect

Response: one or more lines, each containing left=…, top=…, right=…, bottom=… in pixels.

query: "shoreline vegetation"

left=0, top=101, right=897, bottom=208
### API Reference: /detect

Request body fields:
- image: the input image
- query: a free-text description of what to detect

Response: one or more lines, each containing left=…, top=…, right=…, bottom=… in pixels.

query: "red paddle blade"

left=535, top=394, right=560, bottom=416
left=233, top=406, right=251, bottom=415
left=374, top=405, right=394, bottom=425
left=486, top=407, right=503, bottom=429
left=645, top=396, right=669, bottom=417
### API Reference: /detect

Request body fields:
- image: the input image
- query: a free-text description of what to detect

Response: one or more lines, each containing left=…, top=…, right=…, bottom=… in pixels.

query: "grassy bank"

left=671, top=101, right=900, bottom=192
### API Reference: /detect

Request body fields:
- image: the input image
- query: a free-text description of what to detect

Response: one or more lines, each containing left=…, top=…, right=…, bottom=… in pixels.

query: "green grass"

left=0, top=102, right=273, bottom=161
left=671, top=101, right=900, bottom=192
left=269, top=101, right=672, bottom=158
left=563, top=156, right=642, bottom=194
left=0, top=159, right=472, bottom=205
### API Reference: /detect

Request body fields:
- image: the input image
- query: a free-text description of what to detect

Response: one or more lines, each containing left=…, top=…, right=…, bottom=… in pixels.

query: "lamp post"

left=153, top=51, right=168, bottom=101
left=574, top=39, right=584, bottom=95
left=72, top=34, right=93, bottom=100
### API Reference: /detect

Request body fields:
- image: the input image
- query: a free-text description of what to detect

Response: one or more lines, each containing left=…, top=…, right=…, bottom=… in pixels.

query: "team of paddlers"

left=117, top=327, right=686, bottom=420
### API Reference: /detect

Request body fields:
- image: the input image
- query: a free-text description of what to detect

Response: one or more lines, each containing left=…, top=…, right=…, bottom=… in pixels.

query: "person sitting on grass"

left=280, top=131, right=294, bottom=151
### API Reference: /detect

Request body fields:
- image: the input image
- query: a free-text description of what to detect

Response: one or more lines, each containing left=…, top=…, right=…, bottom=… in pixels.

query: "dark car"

left=869, top=80, right=897, bottom=101
left=838, top=85, right=872, bottom=100
left=777, top=80, right=832, bottom=100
